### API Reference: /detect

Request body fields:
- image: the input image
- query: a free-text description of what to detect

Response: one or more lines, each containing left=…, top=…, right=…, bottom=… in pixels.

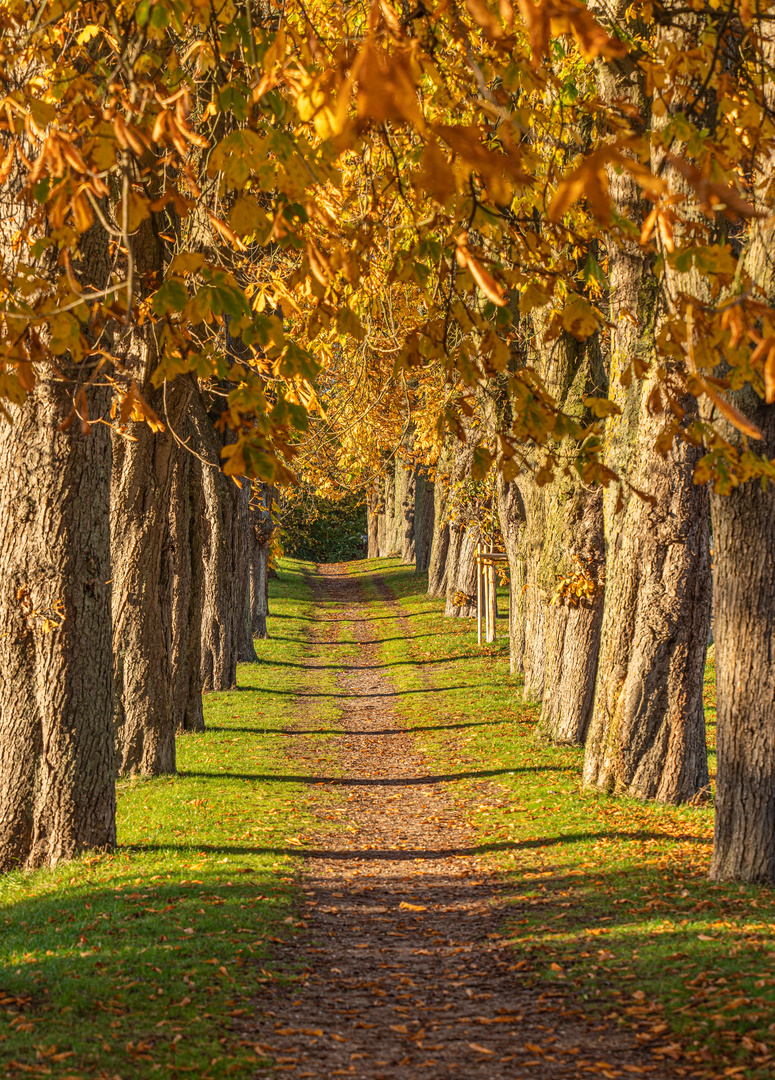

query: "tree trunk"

left=168, top=428, right=204, bottom=733
left=427, top=455, right=451, bottom=598
left=537, top=485, right=605, bottom=744
left=376, top=503, right=387, bottom=558
left=708, top=52, right=775, bottom=874
left=582, top=163, right=711, bottom=801
left=445, top=525, right=481, bottom=617
left=383, top=467, right=396, bottom=556
left=495, top=475, right=526, bottom=675
left=414, top=466, right=435, bottom=574
left=0, top=375, right=115, bottom=871
left=709, top=426, right=775, bottom=880
left=395, top=459, right=416, bottom=563
left=191, top=392, right=241, bottom=692
left=529, top=331, right=607, bottom=744
left=514, top=478, right=547, bottom=701
left=367, top=482, right=380, bottom=559
left=236, top=477, right=256, bottom=663
left=251, top=484, right=274, bottom=640
left=112, top=374, right=190, bottom=776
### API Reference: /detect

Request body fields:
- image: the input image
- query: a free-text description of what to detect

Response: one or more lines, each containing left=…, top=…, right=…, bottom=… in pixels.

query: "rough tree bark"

left=444, top=438, right=478, bottom=618
left=537, top=483, right=605, bottom=743
left=709, top=408, right=775, bottom=880
left=495, top=474, right=526, bottom=674
left=168, top=424, right=205, bottom=733
left=382, top=466, right=396, bottom=556
left=367, top=481, right=380, bottom=559
left=445, top=524, right=481, bottom=617
left=250, top=483, right=274, bottom=640
left=190, top=391, right=243, bottom=692
left=709, top=48, right=775, bottom=876
left=427, top=444, right=452, bottom=598
left=395, top=458, right=416, bottom=563
left=236, top=477, right=257, bottom=663
left=414, top=466, right=434, bottom=574
left=111, top=373, right=190, bottom=776
left=531, top=333, right=607, bottom=744
left=582, top=96, right=711, bottom=801
left=0, top=374, right=115, bottom=870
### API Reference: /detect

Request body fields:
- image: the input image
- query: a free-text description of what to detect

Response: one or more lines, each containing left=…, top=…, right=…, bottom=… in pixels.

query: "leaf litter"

left=237, top=564, right=678, bottom=1079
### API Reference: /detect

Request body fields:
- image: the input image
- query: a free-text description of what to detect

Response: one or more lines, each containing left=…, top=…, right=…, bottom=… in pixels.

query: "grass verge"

left=355, top=556, right=774, bottom=1080
left=0, top=558, right=338, bottom=1080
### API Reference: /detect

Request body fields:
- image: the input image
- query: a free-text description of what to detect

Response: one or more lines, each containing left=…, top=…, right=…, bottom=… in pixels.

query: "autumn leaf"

left=116, top=189, right=152, bottom=234
left=548, top=146, right=622, bottom=223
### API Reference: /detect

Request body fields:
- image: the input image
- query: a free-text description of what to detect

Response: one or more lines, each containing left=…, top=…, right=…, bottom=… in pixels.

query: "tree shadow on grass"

left=205, top=718, right=514, bottom=737
left=178, top=764, right=577, bottom=787
left=219, top=685, right=473, bottom=699
left=268, top=631, right=461, bottom=646
left=128, top=828, right=708, bottom=860
left=248, top=656, right=471, bottom=671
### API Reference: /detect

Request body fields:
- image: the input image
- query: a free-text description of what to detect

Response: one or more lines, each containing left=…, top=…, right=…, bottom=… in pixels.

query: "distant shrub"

left=279, top=490, right=366, bottom=563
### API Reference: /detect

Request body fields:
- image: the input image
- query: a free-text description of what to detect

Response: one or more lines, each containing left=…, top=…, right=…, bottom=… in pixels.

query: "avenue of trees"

left=1, top=0, right=775, bottom=884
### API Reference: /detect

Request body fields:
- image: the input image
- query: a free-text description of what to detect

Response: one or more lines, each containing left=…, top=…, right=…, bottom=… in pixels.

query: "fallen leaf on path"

left=399, top=902, right=427, bottom=911
left=468, top=1042, right=495, bottom=1054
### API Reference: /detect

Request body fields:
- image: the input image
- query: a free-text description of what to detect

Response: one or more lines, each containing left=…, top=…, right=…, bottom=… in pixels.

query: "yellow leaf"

left=228, top=197, right=270, bottom=238
left=700, top=378, right=763, bottom=440
left=117, top=189, right=151, bottom=234
left=561, top=296, right=600, bottom=340
left=548, top=146, right=621, bottom=224
left=77, top=24, right=101, bottom=44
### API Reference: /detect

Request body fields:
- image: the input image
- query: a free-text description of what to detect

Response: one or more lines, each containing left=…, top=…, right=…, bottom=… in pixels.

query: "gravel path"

left=243, top=564, right=677, bottom=1080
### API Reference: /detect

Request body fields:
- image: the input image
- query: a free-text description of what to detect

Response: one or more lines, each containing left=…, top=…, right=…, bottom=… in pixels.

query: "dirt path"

left=245, top=565, right=676, bottom=1079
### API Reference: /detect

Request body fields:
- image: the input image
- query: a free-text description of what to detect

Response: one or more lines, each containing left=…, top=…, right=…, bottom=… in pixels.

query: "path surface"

left=245, top=565, right=675, bottom=1079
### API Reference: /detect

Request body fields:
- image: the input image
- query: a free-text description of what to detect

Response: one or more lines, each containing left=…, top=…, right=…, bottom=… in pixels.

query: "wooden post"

left=476, top=543, right=482, bottom=645
left=507, top=574, right=513, bottom=648
left=485, top=561, right=493, bottom=643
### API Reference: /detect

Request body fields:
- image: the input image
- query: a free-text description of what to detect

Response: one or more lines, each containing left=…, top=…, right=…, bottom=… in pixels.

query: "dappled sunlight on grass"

left=0, top=559, right=340, bottom=1079
left=363, top=558, right=774, bottom=1079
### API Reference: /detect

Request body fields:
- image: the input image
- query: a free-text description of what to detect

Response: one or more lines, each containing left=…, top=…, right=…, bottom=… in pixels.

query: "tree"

left=250, top=483, right=275, bottom=640
left=0, top=372, right=115, bottom=870
left=168, top=422, right=205, bottom=734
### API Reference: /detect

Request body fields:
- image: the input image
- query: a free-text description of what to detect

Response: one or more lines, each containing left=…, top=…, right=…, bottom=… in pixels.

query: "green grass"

left=0, top=558, right=342, bottom=1079
left=356, top=557, right=775, bottom=1079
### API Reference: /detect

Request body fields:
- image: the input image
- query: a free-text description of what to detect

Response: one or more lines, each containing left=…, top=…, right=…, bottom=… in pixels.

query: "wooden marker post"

left=476, top=542, right=483, bottom=645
